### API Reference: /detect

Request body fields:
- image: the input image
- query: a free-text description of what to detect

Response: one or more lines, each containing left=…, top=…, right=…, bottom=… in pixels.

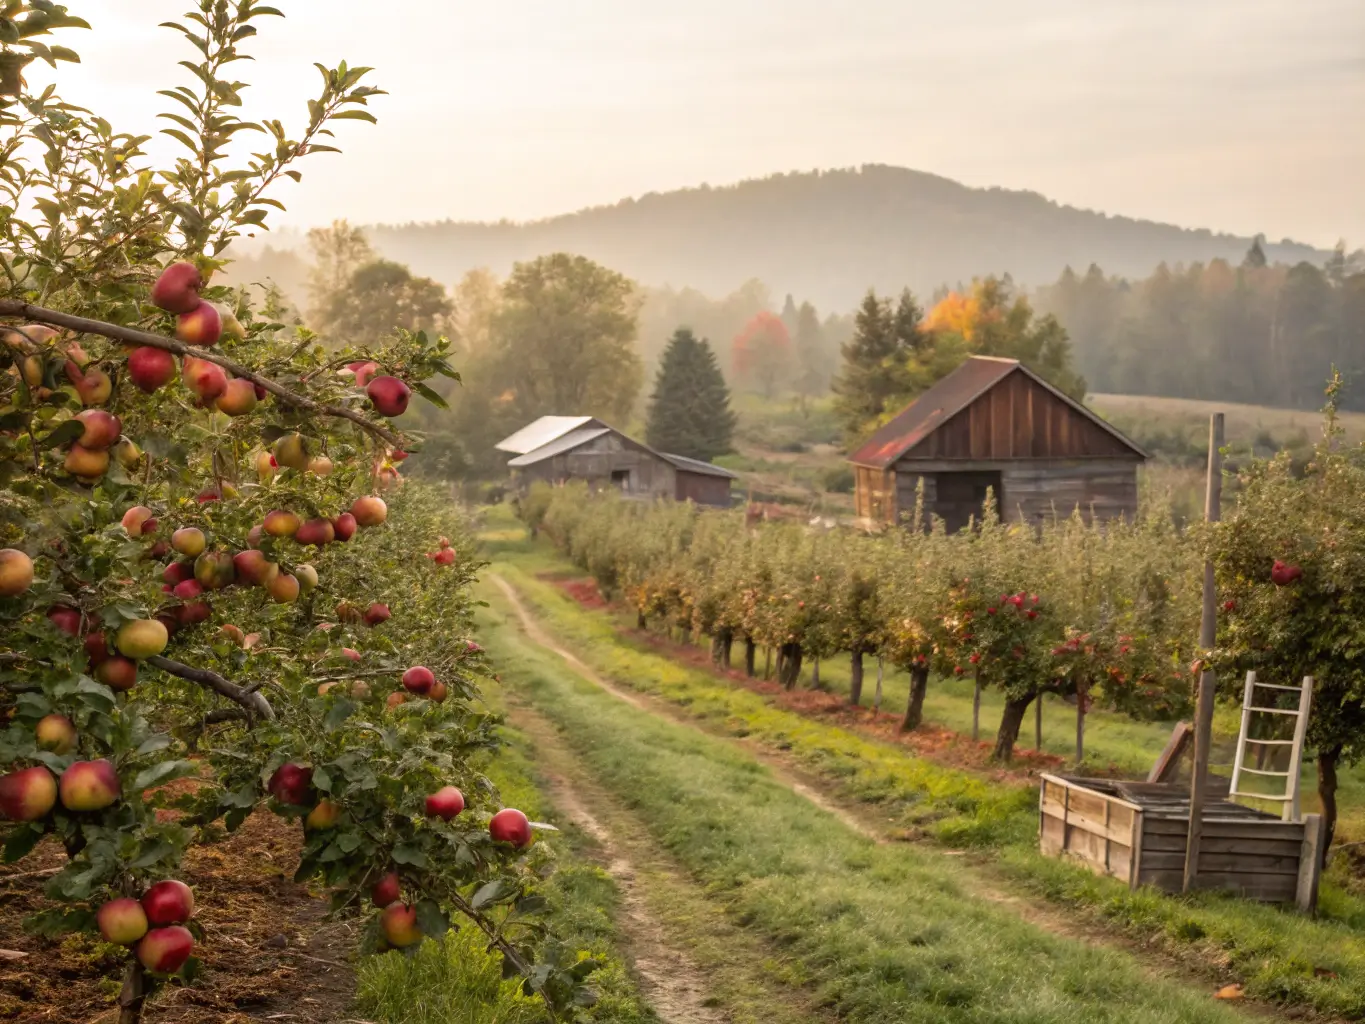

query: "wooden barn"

left=848, top=357, right=1146, bottom=531
left=495, top=416, right=737, bottom=508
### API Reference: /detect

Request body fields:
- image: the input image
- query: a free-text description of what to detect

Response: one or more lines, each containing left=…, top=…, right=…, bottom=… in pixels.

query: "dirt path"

left=488, top=573, right=1291, bottom=1020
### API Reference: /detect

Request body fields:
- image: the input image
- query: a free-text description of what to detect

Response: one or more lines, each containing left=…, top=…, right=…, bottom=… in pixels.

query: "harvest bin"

left=1038, top=774, right=1324, bottom=911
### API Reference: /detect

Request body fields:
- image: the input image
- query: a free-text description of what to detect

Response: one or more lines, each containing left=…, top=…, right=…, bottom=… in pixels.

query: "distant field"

left=1090, top=393, right=1359, bottom=448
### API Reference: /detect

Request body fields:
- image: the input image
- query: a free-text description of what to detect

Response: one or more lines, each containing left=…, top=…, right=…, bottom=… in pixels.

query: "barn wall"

left=907, top=372, right=1135, bottom=461
left=516, top=433, right=676, bottom=498
left=894, top=472, right=935, bottom=528
left=854, top=467, right=897, bottom=523
left=675, top=471, right=733, bottom=508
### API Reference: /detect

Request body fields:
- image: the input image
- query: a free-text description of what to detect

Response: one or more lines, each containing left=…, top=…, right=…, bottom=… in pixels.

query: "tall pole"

left=1184, top=413, right=1224, bottom=893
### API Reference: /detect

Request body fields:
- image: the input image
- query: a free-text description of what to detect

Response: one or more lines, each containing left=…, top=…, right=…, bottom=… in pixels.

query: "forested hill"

left=364, top=166, right=1328, bottom=310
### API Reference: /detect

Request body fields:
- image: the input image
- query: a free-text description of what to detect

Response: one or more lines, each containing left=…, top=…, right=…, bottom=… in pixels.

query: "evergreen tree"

left=792, top=301, right=832, bottom=399
left=831, top=290, right=915, bottom=446
left=645, top=328, right=737, bottom=461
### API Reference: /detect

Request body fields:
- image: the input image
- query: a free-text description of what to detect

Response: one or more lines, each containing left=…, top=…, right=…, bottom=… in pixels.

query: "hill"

left=357, top=165, right=1328, bottom=309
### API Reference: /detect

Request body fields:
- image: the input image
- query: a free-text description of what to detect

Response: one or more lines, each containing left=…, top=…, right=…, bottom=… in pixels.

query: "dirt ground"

left=0, top=808, right=357, bottom=1024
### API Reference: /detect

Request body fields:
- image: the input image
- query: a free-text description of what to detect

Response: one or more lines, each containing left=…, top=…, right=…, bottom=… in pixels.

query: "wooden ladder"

left=1228, top=672, right=1313, bottom=821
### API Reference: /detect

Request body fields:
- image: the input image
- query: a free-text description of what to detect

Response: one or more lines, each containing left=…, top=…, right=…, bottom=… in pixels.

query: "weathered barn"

left=496, top=416, right=737, bottom=507
left=848, top=357, right=1146, bottom=531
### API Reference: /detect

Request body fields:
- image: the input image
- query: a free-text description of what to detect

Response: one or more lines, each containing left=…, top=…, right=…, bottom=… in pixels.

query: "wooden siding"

left=675, top=470, right=733, bottom=508
left=854, top=466, right=897, bottom=523
left=906, top=371, right=1138, bottom=461
left=515, top=433, right=676, bottom=498
left=999, top=459, right=1138, bottom=525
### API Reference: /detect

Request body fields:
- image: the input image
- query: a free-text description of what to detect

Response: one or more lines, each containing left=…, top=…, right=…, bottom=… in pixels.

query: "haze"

left=56, top=0, right=1364, bottom=245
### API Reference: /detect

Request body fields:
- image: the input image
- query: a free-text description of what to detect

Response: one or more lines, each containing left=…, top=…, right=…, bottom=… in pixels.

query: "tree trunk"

left=711, top=629, right=731, bottom=667
left=778, top=643, right=802, bottom=689
left=680, top=626, right=691, bottom=646
left=722, top=633, right=733, bottom=669
left=1319, top=745, right=1341, bottom=869
left=811, top=656, right=821, bottom=690
left=1075, top=678, right=1089, bottom=763
left=971, top=670, right=982, bottom=742
left=744, top=638, right=756, bottom=677
left=873, top=656, right=884, bottom=711
left=1034, top=696, right=1043, bottom=751
left=993, top=692, right=1036, bottom=763
left=763, top=647, right=772, bottom=680
left=849, top=648, right=864, bottom=706
left=118, top=960, right=145, bottom=1024
left=902, top=665, right=929, bottom=732
left=636, top=610, right=647, bottom=630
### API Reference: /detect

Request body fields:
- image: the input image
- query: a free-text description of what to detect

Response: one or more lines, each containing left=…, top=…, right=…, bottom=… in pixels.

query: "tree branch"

left=0, top=300, right=401, bottom=447
left=147, top=655, right=276, bottom=721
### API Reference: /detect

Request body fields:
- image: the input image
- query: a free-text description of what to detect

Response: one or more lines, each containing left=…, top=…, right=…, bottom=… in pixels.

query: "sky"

left=43, top=0, right=1365, bottom=247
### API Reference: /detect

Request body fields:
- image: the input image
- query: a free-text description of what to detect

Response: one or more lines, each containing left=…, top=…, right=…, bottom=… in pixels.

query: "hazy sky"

left=46, top=1, right=1365, bottom=246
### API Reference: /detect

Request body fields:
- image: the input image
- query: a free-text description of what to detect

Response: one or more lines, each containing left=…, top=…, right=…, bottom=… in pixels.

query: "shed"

left=661, top=452, right=738, bottom=508
left=848, top=357, right=1146, bottom=531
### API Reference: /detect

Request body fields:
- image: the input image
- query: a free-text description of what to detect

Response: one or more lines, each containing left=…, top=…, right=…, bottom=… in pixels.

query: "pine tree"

left=831, top=290, right=911, bottom=446
left=645, top=328, right=737, bottom=461
left=793, top=301, right=831, bottom=399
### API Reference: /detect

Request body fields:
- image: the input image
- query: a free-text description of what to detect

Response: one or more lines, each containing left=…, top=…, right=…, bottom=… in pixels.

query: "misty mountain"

left=354, top=165, right=1329, bottom=311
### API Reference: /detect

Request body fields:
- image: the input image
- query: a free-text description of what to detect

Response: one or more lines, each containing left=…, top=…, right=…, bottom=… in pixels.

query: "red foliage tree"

left=731, top=312, right=792, bottom=398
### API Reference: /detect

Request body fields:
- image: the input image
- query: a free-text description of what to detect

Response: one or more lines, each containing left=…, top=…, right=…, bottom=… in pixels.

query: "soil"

left=0, top=807, right=356, bottom=1024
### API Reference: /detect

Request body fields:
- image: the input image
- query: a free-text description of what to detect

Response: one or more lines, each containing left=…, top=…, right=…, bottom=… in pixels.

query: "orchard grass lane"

left=474, top=573, right=1250, bottom=1024
left=479, top=523, right=1365, bottom=1018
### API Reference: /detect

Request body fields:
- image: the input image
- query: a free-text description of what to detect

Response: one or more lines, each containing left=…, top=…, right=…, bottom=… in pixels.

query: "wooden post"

left=1147, top=722, right=1193, bottom=783
left=1075, top=680, right=1087, bottom=763
left=874, top=656, right=884, bottom=712
left=972, top=669, right=982, bottom=742
left=1184, top=412, right=1224, bottom=895
left=1296, top=813, right=1325, bottom=913
left=1035, top=695, right=1043, bottom=752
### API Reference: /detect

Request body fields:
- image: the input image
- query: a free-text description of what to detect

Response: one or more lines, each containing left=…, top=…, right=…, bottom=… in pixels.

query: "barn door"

left=934, top=471, right=1002, bottom=533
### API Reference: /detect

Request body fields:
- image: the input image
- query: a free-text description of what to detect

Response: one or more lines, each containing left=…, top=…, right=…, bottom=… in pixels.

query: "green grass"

left=477, top=579, right=1253, bottom=1024
left=476, top=518, right=1365, bottom=1017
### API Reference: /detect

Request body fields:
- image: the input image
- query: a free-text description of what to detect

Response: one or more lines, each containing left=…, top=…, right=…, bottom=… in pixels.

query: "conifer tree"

left=832, top=290, right=913, bottom=446
left=645, top=328, right=737, bottom=461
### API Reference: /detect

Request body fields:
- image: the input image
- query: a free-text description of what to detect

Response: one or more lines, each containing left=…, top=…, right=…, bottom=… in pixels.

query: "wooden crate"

left=1039, top=774, right=1324, bottom=911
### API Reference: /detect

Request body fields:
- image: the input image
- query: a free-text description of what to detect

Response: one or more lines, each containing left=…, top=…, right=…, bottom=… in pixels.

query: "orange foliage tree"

left=731, top=312, right=791, bottom=398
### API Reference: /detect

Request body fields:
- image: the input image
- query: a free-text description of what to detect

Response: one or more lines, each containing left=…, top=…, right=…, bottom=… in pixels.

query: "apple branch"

left=0, top=300, right=402, bottom=447
left=147, top=655, right=276, bottom=721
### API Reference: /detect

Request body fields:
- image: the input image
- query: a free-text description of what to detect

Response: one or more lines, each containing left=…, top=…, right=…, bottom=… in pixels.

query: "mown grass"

left=476, top=583, right=1253, bottom=1024
left=479, top=525, right=1365, bottom=1017
left=352, top=652, right=653, bottom=1024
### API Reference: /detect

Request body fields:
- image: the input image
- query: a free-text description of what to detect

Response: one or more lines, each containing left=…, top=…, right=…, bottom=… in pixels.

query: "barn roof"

left=847, top=356, right=1146, bottom=469
left=506, top=427, right=612, bottom=466
left=660, top=452, right=739, bottom=479
left=495, top=415, right=600, bottom=454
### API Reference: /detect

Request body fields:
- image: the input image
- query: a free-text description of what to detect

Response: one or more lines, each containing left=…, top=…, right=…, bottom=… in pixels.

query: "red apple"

left=219, top=624, right=245, bottom=646
left=295, top=518, right=335, bottom=546
left=96, top=656, right=138, bottom=692
left=74, top=409, right=121, bottom=450
left=267, top=763, right=313, bottom=806
left=366, top=376, right=410, bottom=417
left=0, top=548, right=34, bottom=596
left=172, top=579, right=204, bottom=601
left=97, top=897, right=149, bottom=945
left=150, top=261, right=203, bottom=314
left=266, top=571, right=300, bottom=604
left=1271, top=560, right=1303, bottom=586
left=350, top=681, right=372, bottom=700
left=0, top=765, right=58, bottom=821
left=121, top=505, right=155, bottom=537
left=392, top=449, right=410, bottom=463
left=401, top=666, right=434, bottom=695
left=246, top=524, right=264, bottom=548
left=59, top=758, right=120, bottom=811
left=489, top=808, right=533, bottom=849
left=175, top=300, right=222, bottom=346
left=84, top=630, right=110, bottom=665
left=331, top=513, right=358, bottom=542
left=35, top=714, right=77, bottom=755
left=46, top=605, right=81, bottom=636
left=162, top=560, right=194, bottom=587
left=335, top=601, right=363, bottom=624
left=346, top=360, right=379, bottom=387
left=183, top=355, right=227, bottom=404
left=385, top=691, right=407, bottom=710
left=350, top=496, right=387, bottom=527
left=142, top=879, right=194, bottom=925
left=128, top=346, right=177, bottom=393
left=215, top=377, right=257, bottom=415
left=137, top=925, right=194, bottom=974
left=364, top=603, right=390, bottom=627
left=371, top=872, right=401, bottom=908
left=433, top=548, right=456, bottom=566
left=379, top=903, right=421, bottom=948
left=342, top=647, right=361, bottom=662
left=428, top=679, right=448, bottom=703
left=425, top=786, right=464, bottom=820
left=71, top=366, right=113, bottom=406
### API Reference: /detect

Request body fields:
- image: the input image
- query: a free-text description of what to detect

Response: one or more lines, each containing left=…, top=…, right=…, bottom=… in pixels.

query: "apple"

left=342, top=647, right=361, bottom=662
left=266, top=571, right=300, bottom=604
left=232, top=550, right=278, bottom=587
left=401, top=666, right=435, bottom=695
left=96, top=655, right=138, bottom=691
left=465, top=640, right=482, bottom=654
left=377, top=466, right=402, bottom=491
left=170, top=527, right=206, bottom=557
left=219, top=623, right=245, bottom=646
left=255, top=450, right=276, bottom=482
left=163, top=560, right=195, bottom=586
left=385, top=691, right=407, bottom=710
left=74, top=409, right=121, bottom=449
left=142, top=879, right=195, bottom=925
left=295, top=518, right=334, bottom=546
left=215, top=377, right=257, bottom=415
left=84, top=630, right=110, bottom=665
left=246, top=524, right=264, bottom=548
left=182, top=355, right=227, bottom=404
left=489, top=808, right=533, bottom=849
left=128, top=346, right=177, bottom=393
left=267, top=763, right=313, bottom=806
left=216, top=303, right=246, bottom=342
left=364, top=602, right=390, bottom=627
left=366, top=376, right=410, bottom=417
left=272, top=432, right=309, bottom=471
left=113, top=438, right=143, bottom=470
left=433, top=548, right=456, bottom=566
left=0, top=765, right=58, bottom=821
left=171, top=579, right=204, bottom=601
left=307, top=455, right=333, bottom=477
left=263, top=509, right=300, bottom=538
left=331, top=513, right=357, bottom=543
left=46, top=605, right=81, bottom=636
left=0, top=548, right=33, bottom=596
left=316, top=682, right=340, bottom=696
left=438, top=536, right=451, bottom=549
left=122, top=506, right=155, bottom=536
left=371, top=872, right=401, bottom=908
left=1271, top=560, right=1303, bottom=586
left=137, top=925, right=194, bottom=974
left=428, top=680, right=448, bottom=703
left=345, top=360, right=379, bottom=387
left=19, top=353, right=43, bottom=387
left=59, top=758, right=120, bottom=811
left=155, top=611, right=182, bottom=639
left=97, top=898, right=149, bottom=945
left=391, top=449, right=410, bottom=463
left=150, top=261, right=203, bottom=314
left=305, top=799, right=341, bottom=831
left=350, top=496, right=387, bottom=527
left=72, top=367, right=113, bottom=406
left=195, top=482, right=238, bottom=504
left=350, top=681, right=372, bottom=700
left=424, top=786, right=464, bottom=820
left=35, top=714, right=77, bottom=755
left=295, top=564, right=319, bottom=593
left=335, top=601, right=363, bottom=624
left=194, top=550, right=236, bottom=590
left=175, top=300, right=222, bottom=346
left=178, top=599, right=211, bottom=627
left=116, top=618, right=169, bottom=659
left=65, top=443, right=109, bottom=480
left=379, top=903, right=421, bottom=948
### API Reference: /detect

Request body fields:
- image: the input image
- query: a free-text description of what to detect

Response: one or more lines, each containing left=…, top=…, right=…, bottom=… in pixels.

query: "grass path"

left=477, top=572, right=1259, bottom=1024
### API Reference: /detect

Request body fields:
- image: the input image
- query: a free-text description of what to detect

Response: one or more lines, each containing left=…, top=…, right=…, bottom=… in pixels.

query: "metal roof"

left=660, top=452, right=739, bottom=479
left=506, top=427, right=612, bottom=467
left=495, top=415, right=599, bottom=454
left=847, top=356, right=1146, bottom=469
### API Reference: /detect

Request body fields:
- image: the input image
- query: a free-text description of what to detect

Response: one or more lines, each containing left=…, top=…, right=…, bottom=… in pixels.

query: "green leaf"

left=133, top=759, right=198, bottom=793
left=336, top=832, right=362, bottom=853
left=323, top=699, right=356, bottom=731
left=471, top=879, right=506, bottom=910
left=330, top=109, right=377, bottom=123
left=36, top=419, right=82, bottom=450
left=23, top=906, right=94, bottom=938
left=312, top=766, right=332, bottom=792
left=411, top=381, right=449, bottom=410
left=130, top=839, right=175, bottom=870
left=3, top=823, right=45, bottom=863
left=414, top=899, right=449, bottom=939
left=135, top=734, right=172, bottom=756
left=391, top=843, right=428, bottom=869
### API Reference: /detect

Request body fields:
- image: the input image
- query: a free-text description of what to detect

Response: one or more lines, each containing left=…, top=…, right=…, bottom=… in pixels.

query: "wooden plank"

left=1141, top=833, right=1304, bottom=857
left=1129, top=809, right=1144, bottom=892
left=1140, top=870, right=1298, bottom=902
left=1040, top=811, right=1066, bottom=855
left=1041, top=774, right=1143, bottom=812
left=1063, top=804, right=1135, bottom=845
left=1297, top=814, right=1324, bottom=914
left=1147, top=722, right=1193, bottom=783
left=1139, top=851, right=1300, bottom=874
